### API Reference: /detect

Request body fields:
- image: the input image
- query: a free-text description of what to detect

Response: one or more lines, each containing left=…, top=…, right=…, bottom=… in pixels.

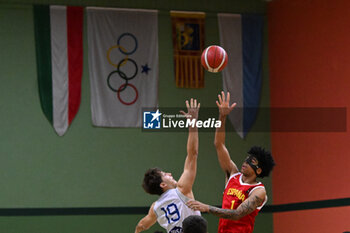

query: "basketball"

left=201, top=45, right=228, bottom=73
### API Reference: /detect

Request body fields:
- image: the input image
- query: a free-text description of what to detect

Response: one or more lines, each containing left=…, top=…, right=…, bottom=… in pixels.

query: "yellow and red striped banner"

left=171, top=11, right=205, bottom=88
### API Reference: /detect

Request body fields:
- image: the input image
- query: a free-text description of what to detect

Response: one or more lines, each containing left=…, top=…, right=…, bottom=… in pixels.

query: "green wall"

left=0, top=1, right=272, bottom=232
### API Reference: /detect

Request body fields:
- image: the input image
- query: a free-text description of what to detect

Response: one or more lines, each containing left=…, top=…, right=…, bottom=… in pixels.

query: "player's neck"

left=162, top=185, right=175, bottom=193
left=241, top=174, right=258, bottom=184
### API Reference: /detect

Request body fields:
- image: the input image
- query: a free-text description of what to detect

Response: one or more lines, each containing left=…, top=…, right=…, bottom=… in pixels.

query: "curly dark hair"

left=183, top=215, right=208, bottom=233
left=248, top=146, right=275, bottom=178
left=142, top=167, right=164, bottom=195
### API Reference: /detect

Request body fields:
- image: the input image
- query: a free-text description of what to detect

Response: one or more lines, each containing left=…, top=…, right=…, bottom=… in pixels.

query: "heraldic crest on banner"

left=171, top=11, right=205, bottom=88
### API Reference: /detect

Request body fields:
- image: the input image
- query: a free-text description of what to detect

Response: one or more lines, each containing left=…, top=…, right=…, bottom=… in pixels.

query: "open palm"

left=216, top=91, right=236, bottom=116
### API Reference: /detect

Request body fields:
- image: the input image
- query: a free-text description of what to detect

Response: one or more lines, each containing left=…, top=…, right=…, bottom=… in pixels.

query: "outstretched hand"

left=216, top=91, right=236, bottom=116
left=186, top=199, right=209, bottom=212
left=180, top=98, right=200, bottom=120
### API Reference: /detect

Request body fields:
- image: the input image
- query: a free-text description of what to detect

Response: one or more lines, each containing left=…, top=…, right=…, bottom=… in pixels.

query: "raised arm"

left=177, top=98, right=200, bottom=198
left=134, top=202, right=157, bottom=233
left=214, top=91, right=238, bottom=180
left=187, top=188, right=266, bottom=220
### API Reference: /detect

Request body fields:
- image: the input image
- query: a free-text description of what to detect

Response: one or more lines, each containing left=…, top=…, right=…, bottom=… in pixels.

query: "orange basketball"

left=201, top=45, right=228, bottom=73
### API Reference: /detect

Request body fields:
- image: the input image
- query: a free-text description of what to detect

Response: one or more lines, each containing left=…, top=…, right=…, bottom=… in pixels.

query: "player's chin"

left=240, top=167, right=249, bottom=175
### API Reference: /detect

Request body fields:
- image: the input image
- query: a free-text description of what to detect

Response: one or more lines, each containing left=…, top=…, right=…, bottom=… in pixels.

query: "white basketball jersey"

left=154, top=188, right=200, bottom=233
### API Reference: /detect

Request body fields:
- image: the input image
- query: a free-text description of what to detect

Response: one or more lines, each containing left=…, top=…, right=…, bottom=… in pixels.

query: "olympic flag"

left=218, top=14, right=264, bottom=138
left=87, top=7, right=158, bottom=127
left=33, top=5, right=83, bottom=136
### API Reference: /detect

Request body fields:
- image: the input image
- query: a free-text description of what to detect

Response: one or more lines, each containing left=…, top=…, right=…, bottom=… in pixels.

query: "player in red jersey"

left=187, top=91, right=275, bottom=233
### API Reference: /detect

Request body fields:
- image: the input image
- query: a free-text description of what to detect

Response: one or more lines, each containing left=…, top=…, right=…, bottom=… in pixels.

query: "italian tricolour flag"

left=33, top=5, right=83, bottom=136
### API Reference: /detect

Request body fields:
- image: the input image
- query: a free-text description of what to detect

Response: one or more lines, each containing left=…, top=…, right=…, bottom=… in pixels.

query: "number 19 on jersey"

left=161, top=203, right=180, bottom=224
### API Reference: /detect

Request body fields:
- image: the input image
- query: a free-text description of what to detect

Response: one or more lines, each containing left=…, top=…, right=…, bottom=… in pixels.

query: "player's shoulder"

left=228, top=172, right=241, bottom=181
left=150, top=202, right=156, bottom=209
left=248, top=184, right=266, bottom=198
left=150, top=202, right=157, bottom=215
left=224, top=172, right=241, bottom=187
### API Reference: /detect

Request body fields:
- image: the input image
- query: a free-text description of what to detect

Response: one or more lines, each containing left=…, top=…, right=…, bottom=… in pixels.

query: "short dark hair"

left=142, top=167, right=164, bottom=195
left=183, top=215, right=207, bottom=233
left=248, top=146, right=276, bottom=178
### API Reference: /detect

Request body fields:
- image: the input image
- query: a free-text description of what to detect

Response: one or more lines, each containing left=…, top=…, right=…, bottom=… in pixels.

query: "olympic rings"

left=117, top=83, right=138, bottom=105
left=107, top=70, right=128, bottom=92
left=107, top=45, right=129, bottom=68
left=117, top=33, right=138, bottom=55
left=106, top=33, right=140, bottom=105
left=117, top=58, right=138, bottom=80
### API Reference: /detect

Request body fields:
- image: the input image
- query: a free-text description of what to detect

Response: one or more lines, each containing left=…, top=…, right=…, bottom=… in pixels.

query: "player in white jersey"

left=153, top=188, right=200, bottom=232
left=135, top=98, right=201, bottom=233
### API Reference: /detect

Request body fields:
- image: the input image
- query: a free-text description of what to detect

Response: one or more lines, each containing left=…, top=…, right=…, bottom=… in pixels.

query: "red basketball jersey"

left=218, top=173, right=267, bottom=233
